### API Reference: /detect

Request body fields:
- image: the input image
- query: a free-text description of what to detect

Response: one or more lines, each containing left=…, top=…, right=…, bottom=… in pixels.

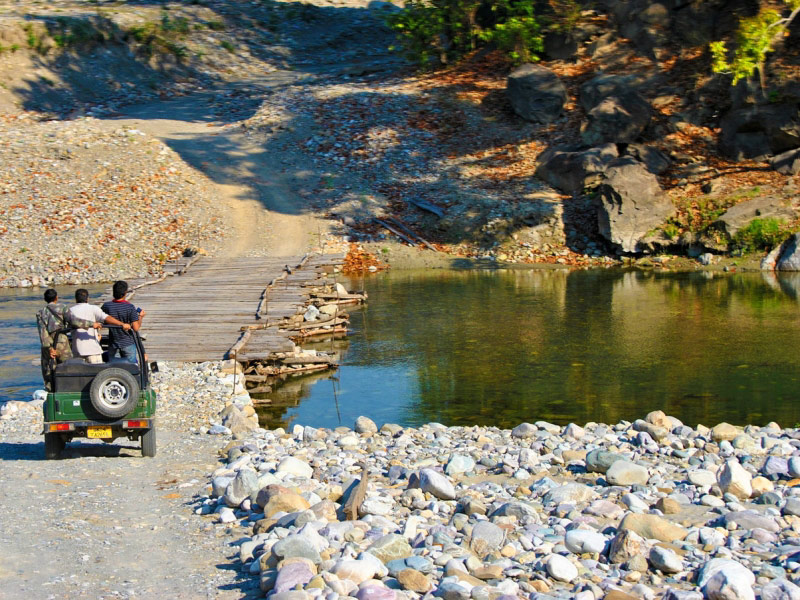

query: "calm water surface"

left=255, top=268, right=800, bottom=430
left=2, top=272, right=800, bottom=431
left=0, top=285, right=107, bottom=403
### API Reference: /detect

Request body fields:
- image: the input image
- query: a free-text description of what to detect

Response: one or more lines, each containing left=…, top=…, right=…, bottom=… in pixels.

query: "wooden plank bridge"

left=125, top=254, right=349, bottom=363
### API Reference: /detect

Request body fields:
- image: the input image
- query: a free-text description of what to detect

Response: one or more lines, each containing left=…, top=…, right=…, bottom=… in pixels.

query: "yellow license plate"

left=87, top=426, right=112, bottom=439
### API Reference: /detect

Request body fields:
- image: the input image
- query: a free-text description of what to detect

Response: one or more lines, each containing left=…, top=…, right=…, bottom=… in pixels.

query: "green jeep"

left=42, top=329, right=157, bottom=459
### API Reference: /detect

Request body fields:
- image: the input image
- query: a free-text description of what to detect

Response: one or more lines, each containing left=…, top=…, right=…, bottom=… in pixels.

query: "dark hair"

left=44, top=288, right=58, bottom=303
left=75, top=288, right=89, bottom=304
left=112, top=281, right=129, bottom=300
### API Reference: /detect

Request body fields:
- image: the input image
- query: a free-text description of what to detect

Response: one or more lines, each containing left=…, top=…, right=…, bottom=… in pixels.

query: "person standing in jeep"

left=37, top=288, right=102, bottom=391
left=101, top=281, right=146, bottom=363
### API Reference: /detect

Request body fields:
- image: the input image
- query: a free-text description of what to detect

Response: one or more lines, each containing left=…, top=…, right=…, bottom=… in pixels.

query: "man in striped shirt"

left=101, top=281, right=146, bottom=363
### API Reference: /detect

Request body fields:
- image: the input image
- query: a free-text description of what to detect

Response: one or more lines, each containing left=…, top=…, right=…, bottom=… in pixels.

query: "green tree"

left=710, top=0, right=800, bottom=94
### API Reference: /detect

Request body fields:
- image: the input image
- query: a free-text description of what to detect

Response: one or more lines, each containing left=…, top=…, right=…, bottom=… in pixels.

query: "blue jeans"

left=109, top=344, right=138, bottom=364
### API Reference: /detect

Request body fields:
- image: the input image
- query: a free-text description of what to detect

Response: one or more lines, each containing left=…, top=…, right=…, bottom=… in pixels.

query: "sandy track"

left=101, top=79, right=333, bottom=259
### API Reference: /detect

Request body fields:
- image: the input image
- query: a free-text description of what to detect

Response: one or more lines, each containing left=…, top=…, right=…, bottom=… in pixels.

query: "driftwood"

left=291, top=326, right=348, bottom=339
left=284, top=317, right=348, bottom=331
left=343, top=464, right=369, bottom=520
left=385, top=217, right=438, bottom=252
left=280, top=355, right=334, bottom=365
left=408, top=198, right=445, bottom=218
left=374, top=218, right=417, bottom=246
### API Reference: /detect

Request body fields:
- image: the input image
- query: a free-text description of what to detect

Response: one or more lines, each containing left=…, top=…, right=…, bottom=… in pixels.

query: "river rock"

left=397, top=569, right=431, bottom=592
left=356, top=584, right=395, bottom=600
left=507, top=64, right=567, bottom=124
left=543, top=483, right=594, bottom=504
left=565, top=529, right=607, bottom=554
left=654, top=497, right=681, bottom=514
left=355, top=416, right=378, bottom=434
left=606, top=460, right=649, bottom=486
left=761, top=456, right=789, bottom=477
left=361, top=495, right=394, bottom=516
left=608, top=529, right=646, bottom=563
left=688, top=470, right=717, bottom=487
left=698, top=558, right=755, bottom=600
left=223, top=468, right=260, bottom=508
left=546, top=554, right=578, bottom=582
left=789, top=457, right=800, bottom=478
left=260, top=490, right=311, bottom=516
left=761, top=578, right=800, bottom=600
left=331, top=559, right=377, bottom=584
left=367, top=533, right=412, bottom=564
left=274, top=561, right=315, bottom=593
left=783, top=498, right=800, bottom=517
left=711, top=423, right=739, bottom=442
left=470, top=521, right=505, bottom=556
left=272, top=535, right=321, bottom=564
left=586, top=450, right=625, bottom=474
left=277, top=456, right=314, bottom=479
left=648, top=546, right=682, bottom=574
left=511, top=423, right=537, bottom=438
left=619, top=513, right=688, bottom=543
left=445, top=454, right=476, bottom=476
left=419, top=468, right=455, bottom=500
left=723, top=510, right=780, bottom=532
left=718, top=459, right=753, bottom=499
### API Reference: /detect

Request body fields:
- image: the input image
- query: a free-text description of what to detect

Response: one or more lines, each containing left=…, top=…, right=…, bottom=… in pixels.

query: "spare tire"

left=89, top=368, right=140, bottom=418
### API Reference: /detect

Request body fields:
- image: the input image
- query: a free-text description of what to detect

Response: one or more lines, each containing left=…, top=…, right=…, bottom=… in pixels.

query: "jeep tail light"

left=123, top=420, right=149, bottom=428
left=49, top=423, right=73, bottom=432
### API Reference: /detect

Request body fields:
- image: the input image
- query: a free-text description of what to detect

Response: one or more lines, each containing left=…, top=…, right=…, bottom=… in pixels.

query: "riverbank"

left=3, top=360, right=800, bottom=599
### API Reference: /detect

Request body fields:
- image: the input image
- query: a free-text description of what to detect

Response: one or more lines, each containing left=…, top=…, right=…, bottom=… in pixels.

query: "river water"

left=3, top=271, right=800, bottom=431
left=255, top=268, right=800, bottom=430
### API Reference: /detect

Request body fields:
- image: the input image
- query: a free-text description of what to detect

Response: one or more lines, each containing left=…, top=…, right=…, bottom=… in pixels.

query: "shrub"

left=220, top=40, right=235, bottom=53
left=387, top=0, right=544, bottom=68
left=732, top=218, right=794, bottom=253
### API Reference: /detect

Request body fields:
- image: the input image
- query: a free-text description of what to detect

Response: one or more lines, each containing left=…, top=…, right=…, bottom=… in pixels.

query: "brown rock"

left=619, top=513, right=688, bottom=543
left=253, top=518, right=277, bottom=535
left=445, top=564, right=485, bottom=587
left=563, top=450, right=588, bottom=462
left=472, top=565, right=504, bottom=580
left=397, top=569, right=431, bottom=593
left=605, top=589, right=638, bottom=599
left=310, top=499, right=337, bottom=521
left=529, top=580, right=550, bottom=592
left=654, top=497, right=681, bottom=515
left=262, top=492, right=311, bottom=518
left=645, top=410, right=672, bottom=429
left=711, top=422, right=739, bottom=442
left=608, top=529, right=646, bottom=564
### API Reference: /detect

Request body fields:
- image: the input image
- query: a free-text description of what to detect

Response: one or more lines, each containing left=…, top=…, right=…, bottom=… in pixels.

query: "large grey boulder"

left=507, top=64, right=567, bottom=124
left=712, top=197, right=795, bottom=238
left=719, top=104, right=800, bottom=160
left=770, top=148, right=800, bottom=175
left=778, top=234, right=800, bottom=271
left=582, top=92, right=652, bottom=145
left=579, top=73, right=644, bottom=112
left=596, top=158, right=675, bottom=252
left=535, top=143, right=618, bottom=193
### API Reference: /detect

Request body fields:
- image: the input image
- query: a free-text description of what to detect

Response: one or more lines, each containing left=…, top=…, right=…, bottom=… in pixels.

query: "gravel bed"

left=198, top=411, right=800, bottom=600
left=0, top=115, right=225, bottom=287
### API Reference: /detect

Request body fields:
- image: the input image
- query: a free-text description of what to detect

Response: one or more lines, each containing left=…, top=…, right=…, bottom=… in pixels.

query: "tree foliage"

left=710, top=0, right=800, bottom=91
left=386, top=0, right=545, bottom=67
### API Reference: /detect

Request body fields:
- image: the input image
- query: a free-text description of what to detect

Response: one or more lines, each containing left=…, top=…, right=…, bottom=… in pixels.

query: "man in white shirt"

left=69, top=289, right=131, bottom=363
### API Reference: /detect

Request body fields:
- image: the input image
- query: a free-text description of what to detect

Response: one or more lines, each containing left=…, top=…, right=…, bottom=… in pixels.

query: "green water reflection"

left=257, top=268, right=800, bottom=430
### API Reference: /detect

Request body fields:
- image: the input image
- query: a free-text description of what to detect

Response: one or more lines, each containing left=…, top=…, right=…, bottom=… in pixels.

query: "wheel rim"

left=98, top=379, right=129, bottom=410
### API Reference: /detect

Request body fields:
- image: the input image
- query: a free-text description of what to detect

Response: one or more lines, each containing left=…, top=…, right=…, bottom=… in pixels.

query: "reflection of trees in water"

left=364, top=269, right=800, bottom=428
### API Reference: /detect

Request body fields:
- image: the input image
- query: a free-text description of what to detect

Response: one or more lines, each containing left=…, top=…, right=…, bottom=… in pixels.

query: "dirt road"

left=0, top=429, right=259, bottom=600
left=100, top=75, right=335, bottom=259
